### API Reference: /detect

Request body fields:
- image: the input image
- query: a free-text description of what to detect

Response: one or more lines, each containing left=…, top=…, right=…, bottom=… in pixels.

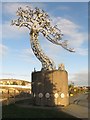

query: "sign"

left=38, top=93, right=43, bottom=98
left=45, top=93, right=50, bottom=98
left=60, top=93, right=65, bottom=98
left=54, top=93, right=59, bottom=98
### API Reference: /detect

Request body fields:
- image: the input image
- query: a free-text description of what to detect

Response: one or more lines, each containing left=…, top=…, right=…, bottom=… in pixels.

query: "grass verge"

left=2, top=104, right=79, bottom=119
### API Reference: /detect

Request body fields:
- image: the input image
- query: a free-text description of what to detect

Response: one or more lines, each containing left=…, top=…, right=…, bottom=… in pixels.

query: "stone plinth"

left=31, top=70, right=69, bottom=106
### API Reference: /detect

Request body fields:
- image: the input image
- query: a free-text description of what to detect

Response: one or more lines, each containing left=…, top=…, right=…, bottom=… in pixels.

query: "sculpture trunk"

left=30, top=29, right=56, bottom=71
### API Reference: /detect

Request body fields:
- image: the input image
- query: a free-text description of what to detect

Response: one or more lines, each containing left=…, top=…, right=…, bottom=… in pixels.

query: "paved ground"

left=2, top=92, right=89, bottom=119
left=63, top=92, right=89, bottom=119
left=15, top=93, right=89, bottom=119
left=2, top=104, right=78, bottom=118
left=61, top=104, right=89, bottom=119
left=69, top=92, right=89, bottom=108
left=15, top=102, right=89, bottom=119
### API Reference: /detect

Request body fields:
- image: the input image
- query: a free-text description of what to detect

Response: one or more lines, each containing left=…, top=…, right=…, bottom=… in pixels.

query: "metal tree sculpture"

left=11, top=6, right=75, bottom=71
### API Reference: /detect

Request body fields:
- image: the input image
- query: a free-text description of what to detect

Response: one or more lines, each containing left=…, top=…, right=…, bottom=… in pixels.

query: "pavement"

left=61, top=104, right=89, bottom=119
left=16, top=92, right=89, bottom=119
left=3, top=92, right=90, bottom=119
left=15, top=101, right=89, bottom=119
left=70, top=92, right=89, bottom=108
left=62, top=93, right=89, bottom=119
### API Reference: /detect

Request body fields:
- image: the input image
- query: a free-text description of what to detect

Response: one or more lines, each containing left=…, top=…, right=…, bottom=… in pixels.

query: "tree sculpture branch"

left=11, top=6, right=75, bottom=71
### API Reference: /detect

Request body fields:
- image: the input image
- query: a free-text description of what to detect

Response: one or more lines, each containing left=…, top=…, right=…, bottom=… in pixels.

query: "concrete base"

left=31, top=70, right=69, bottom=106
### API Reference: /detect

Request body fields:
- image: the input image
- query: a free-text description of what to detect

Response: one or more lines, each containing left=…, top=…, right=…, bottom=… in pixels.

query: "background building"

left=0, top=79, right=31, bottom=102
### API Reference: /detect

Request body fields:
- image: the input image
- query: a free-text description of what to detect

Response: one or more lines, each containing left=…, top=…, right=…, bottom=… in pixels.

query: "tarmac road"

left=64, top=92, right=90, bottom=119
left=69, top=92, right=89, bottom=108
left=61, top=104, right=89, bottom=119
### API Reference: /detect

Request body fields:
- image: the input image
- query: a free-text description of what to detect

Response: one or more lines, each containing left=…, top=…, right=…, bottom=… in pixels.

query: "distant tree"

left=4, top=82, right=8, bottom=85
left=21, top=81, right=26, bottom=86
left=68, top=82, right=75, bottom=94
left=68, top=82, right=74, bottom=90
left=13, top=81, right=18, bottom=85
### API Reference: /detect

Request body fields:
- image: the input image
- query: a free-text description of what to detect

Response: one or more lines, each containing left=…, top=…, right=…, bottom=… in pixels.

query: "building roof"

left=0, top=78, right=31, bottom=83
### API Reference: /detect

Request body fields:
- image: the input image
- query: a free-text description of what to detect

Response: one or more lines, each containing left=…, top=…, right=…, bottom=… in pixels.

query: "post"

left=14, top=90, right=15, bottom=103
left=7, top=89, right=9, bottom=105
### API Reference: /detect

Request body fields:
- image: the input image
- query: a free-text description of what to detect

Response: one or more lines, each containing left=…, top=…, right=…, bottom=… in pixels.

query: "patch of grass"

left=2, top=104, right=77, bottom=118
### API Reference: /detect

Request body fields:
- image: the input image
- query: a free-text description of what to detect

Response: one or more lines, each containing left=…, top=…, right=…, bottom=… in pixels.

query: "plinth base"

left=31, top=70, right=69, bottom=106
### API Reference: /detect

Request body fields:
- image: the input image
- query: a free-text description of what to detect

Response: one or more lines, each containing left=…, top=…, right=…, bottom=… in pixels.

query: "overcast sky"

left=0, top=2, right=88, bottom=86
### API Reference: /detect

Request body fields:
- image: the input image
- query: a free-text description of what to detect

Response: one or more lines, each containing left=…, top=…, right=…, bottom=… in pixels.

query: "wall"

left=32, top=70, right=69, bottom=106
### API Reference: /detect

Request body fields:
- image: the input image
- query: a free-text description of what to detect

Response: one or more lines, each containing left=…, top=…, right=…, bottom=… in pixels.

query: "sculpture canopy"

left=11, top=6, right=75, bottom=71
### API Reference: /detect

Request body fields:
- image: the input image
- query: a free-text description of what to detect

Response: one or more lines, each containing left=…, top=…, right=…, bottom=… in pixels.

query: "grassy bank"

left=2, top=104, right=77, bottom=118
